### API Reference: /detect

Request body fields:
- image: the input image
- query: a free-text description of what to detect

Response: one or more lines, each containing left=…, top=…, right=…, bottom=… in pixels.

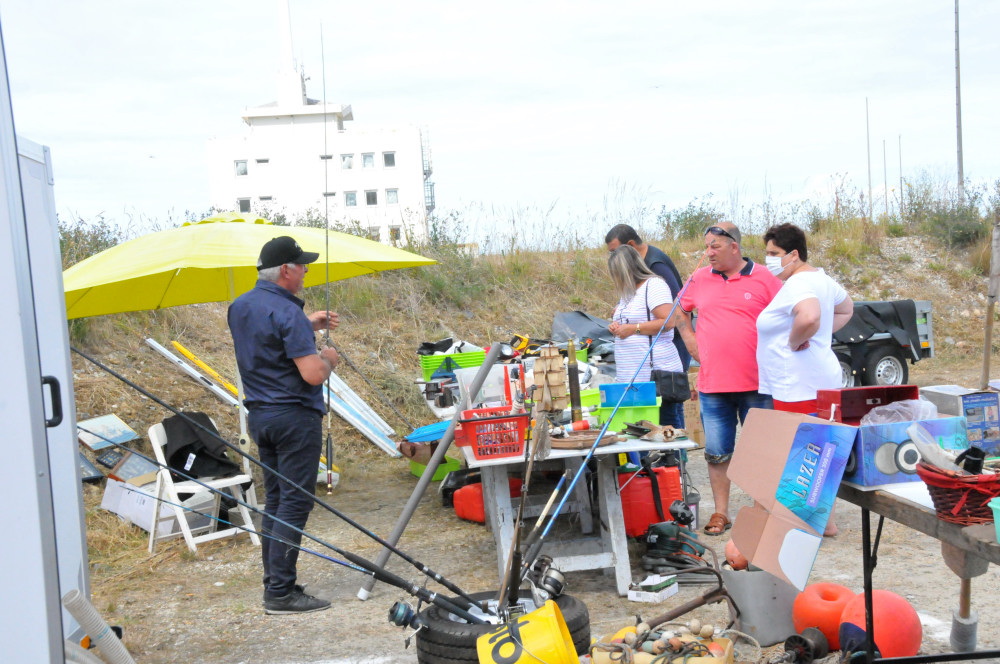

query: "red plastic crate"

left=458, top=407, right=529, bottom=460
left=619, top=466, right=683, bottom=538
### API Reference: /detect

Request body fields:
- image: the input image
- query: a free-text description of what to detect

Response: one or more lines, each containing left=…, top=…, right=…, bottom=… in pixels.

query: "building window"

left=235, top=160, right=248, bottom=176
left=256, top=158, right=270, bottom=164
left=362, top=153, right=375, bottom=168
left=386, top=189, right=399, bottom=205
left=367, top=227, right=380, bottom=241
left=383, top=152, right=396, bottom=168
left=238, top=198, right=251, bottom=213
left=389, top=226, right=401, bottom=243
left=341, top=154, right=354, bottom=169
left=345, top=191, right=357, bottom=207
left=365, top=190, right=378, bottom=206
left=259, top=195, right=273, bottom=201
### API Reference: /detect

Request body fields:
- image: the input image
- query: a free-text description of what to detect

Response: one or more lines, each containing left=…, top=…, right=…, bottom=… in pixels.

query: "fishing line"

left=79, top=426, right=486, bottom=624
left=72, top=346, right=488, bottom=614
left=521, top=249, right=709, bottom=575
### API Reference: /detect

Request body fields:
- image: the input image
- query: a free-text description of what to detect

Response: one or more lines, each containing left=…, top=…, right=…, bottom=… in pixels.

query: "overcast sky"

left=1, top=1, right=997, bottom=237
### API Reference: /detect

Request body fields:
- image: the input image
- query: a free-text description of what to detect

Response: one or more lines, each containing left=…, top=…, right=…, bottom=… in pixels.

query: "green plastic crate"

left=420, top=350, right=487, bottom=381
left=595, top=399, right=662, bottom=432
left=579, top=388, right=601, bottom=408
left=409, top=455, right=461, bottom=482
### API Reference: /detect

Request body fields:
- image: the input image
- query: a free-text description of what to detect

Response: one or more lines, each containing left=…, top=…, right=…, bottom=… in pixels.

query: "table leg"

left=482, top=465, right=516, bottom=583
left=596, top=454, right=631, bottom=596
left=861, top=508, right=876, bottom=664
left=565, top=457, right=593, bottom=534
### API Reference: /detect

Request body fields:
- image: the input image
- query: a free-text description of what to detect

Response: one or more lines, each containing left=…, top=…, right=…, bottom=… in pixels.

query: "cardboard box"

left=842, top=415, right=968, bottom=487
left=921, top=385, right=1000, bottom=455
left=728, top=409, right=857, bottom=589
left=627, top=574, right=679, bottom=603
left=101, top=479, right=213, bottom=537
left=683, top=398, right=704, bottom=445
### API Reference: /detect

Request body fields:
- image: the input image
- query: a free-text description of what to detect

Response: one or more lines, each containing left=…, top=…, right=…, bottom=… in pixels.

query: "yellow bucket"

left=476, top=600, right=577, bottom=664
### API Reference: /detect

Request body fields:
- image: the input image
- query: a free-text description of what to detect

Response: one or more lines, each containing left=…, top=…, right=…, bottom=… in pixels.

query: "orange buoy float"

left=792, top=582, right=855, bottom=650
left=724, top=539, right=748, bottom=570
left=839, top=590, right=922, bottom=658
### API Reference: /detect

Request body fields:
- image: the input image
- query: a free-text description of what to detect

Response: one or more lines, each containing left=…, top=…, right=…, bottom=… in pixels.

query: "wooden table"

left=838, top=482, right=1000, bottom=662
left=460, top=438, right=697, bottom=596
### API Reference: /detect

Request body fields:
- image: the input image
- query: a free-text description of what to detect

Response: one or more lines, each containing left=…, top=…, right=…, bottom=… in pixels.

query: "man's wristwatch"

left=636, top=323, right=641, bottom=335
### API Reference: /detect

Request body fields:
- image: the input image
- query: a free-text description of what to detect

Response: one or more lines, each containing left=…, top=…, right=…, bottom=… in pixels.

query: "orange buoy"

left=840, top=590, right=922, bottom=658
left=792, top=582, right=855, bottom=650
left=724, top=539, right=748, bottom=570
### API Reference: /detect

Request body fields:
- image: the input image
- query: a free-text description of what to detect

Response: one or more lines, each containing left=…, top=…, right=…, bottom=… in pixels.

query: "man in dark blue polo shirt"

left=229, top=235, right=340, bottom=615
left=605, top=224, right=691, bottom=428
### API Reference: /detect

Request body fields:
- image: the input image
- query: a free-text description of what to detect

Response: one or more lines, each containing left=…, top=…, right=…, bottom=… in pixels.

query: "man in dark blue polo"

left=229, top=235, right=340, bottom=615
left=605, top=224, right=691, bottom=428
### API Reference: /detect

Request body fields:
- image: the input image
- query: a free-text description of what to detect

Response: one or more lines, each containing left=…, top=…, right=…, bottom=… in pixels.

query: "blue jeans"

left=659, top=400, right=685, bottom=429
left=699, top=391, right=773, bottom=464
left=249, top=405, right=323, bottom=598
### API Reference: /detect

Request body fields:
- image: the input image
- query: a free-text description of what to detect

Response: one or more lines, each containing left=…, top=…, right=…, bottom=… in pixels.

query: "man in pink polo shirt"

left=678, top=222, right=781, bottom=535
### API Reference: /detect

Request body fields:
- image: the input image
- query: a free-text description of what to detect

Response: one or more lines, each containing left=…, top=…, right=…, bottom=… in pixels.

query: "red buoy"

left=840, top=590, right=922, bottom=658
left=792, top=582, right=855, bottom=650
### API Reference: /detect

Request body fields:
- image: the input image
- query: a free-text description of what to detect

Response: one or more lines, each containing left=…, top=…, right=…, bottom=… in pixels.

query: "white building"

left=206, top=2, right=433, bottom=244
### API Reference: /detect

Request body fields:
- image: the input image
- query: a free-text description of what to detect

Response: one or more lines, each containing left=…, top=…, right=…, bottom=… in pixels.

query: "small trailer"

left=834, top=299, right=934, bottom=387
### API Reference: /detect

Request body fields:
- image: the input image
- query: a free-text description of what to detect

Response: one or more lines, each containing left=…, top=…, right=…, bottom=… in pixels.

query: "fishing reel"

left=388, top=600, right=425, bottom=630
left=524, top=555, right=565, bottom=604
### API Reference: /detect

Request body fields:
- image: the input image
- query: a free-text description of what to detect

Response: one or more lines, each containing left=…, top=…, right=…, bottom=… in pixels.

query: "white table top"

left=458, top=436, right=697, bottom=468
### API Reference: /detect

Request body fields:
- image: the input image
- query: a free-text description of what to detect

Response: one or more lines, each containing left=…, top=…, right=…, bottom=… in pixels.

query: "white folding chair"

left=147, top=422, right=260, bottom=553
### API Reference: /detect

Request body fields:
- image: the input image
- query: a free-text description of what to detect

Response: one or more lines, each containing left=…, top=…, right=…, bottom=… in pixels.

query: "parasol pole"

left=228, top=267, right=258, bottom=506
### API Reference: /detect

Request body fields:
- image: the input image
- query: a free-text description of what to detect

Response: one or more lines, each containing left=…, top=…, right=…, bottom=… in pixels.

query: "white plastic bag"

left=859, top=397, right=938, bottom=427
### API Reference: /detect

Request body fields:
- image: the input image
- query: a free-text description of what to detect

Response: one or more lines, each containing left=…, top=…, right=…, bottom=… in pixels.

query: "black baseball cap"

left=257, top=236, right=320, bottom=270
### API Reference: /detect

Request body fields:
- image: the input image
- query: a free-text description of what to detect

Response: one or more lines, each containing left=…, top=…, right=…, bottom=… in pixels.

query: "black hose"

left=71, top=346, right=486, bottom=614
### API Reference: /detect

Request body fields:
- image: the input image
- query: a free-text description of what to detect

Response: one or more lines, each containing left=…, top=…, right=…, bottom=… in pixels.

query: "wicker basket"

left=915, top=461, right=1000, bottom=525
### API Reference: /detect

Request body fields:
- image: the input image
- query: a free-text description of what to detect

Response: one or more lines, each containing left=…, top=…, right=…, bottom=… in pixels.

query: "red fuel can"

left=619, top=466, right=683, bottom=537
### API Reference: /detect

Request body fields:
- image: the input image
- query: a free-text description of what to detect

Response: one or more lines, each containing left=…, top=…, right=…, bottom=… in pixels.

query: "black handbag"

left=645, top=283, right=690, bottom=404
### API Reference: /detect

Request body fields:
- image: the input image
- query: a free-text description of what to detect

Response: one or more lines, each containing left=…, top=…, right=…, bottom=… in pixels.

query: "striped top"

left=613, top=277, right=682, bottom=382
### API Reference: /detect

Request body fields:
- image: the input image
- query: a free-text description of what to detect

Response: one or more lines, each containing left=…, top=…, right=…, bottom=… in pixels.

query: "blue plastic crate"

left=599, top=382, right=657, bottom=408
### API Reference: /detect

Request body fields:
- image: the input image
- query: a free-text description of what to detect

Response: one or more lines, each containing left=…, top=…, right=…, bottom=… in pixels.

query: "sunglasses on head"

left=704, top=226, right=736, bottom=241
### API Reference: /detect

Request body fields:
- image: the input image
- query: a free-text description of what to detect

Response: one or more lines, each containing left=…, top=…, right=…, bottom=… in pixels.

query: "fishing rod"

left=320, top=23, right=336, bottom=500
left=72, top=346, right=489, bottom=615
left=78, top=426, right=487, bottom=626
left=519, top=249, right=709, bottom=578
left=328, top=341, right=416, bottom=431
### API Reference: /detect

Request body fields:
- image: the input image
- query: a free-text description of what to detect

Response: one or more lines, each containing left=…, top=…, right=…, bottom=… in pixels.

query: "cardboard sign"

left=728, top=409, right=856, bottom=590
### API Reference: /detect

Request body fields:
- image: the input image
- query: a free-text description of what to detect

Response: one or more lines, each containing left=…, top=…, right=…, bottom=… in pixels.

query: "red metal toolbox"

left=816, top=385, right=919, bottom=424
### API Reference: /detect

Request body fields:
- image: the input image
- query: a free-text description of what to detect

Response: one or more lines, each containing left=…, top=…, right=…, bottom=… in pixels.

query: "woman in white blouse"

left=756, top=222, right=853, bottom=535
left=607, top=245, right=683, bottom=427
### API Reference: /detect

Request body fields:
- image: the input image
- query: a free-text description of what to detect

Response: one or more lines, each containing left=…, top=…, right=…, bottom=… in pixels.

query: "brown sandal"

left=704, top=512, right=731, bottom=536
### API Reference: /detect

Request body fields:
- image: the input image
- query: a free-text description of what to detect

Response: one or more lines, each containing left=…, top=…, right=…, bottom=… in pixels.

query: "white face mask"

left=765, top=254, right=786, bottom=277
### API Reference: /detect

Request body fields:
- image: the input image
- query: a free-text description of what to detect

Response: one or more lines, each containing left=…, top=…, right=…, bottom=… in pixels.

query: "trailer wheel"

left=415, top=590, right=590, bottom=664
left=862, top=348, right=908, bottom=386
left=837, top=352, right=858, bottom=388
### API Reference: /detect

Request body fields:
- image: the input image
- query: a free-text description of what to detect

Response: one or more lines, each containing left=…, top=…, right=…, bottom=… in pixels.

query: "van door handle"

left=41, top=375, right=63, bottom=427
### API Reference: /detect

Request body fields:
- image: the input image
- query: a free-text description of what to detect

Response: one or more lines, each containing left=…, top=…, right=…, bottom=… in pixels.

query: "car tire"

left=415, top=591, right=590, bottom=664
left=862, top=348, right=908, bottom=386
